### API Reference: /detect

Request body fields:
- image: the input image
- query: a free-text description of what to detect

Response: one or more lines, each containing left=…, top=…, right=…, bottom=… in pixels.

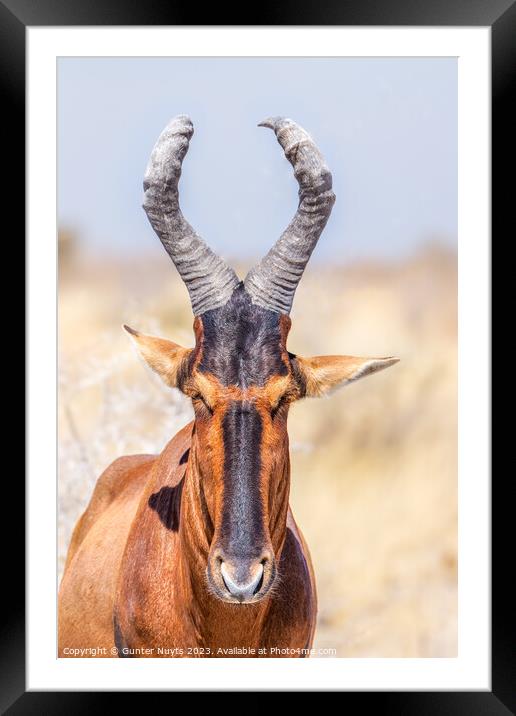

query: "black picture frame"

left=6, top=0, right=507, bottom=709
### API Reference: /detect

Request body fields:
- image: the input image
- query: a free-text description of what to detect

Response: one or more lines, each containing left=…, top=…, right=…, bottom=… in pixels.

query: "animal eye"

left=271, top=395, right=289, bottom=419
left=193, top=394, right=213, bottom=415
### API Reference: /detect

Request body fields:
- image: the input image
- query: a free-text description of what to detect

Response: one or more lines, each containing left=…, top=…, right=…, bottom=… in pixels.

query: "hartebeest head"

left=125, top=115, right=398, bottom=604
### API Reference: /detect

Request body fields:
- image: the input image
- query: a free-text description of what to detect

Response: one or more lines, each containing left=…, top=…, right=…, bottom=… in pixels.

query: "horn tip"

left=258, top=116, right=287, bottom=130
left=171, top=113, right=192, bottom=124
left=166, top=114, right=194, bottom=137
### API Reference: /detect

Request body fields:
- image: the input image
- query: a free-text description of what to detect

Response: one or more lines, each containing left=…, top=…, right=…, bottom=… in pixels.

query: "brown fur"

left=59, top=423, right=316, bottom=657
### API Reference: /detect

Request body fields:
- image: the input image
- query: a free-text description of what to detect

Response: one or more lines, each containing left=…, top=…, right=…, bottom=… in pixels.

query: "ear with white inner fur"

left=294, top=355, right=399, bottom=397
left=123, top=324, right=192, bottom=388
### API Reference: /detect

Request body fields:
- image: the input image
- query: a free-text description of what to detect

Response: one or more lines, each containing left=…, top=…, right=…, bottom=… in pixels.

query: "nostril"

left=253, top=568, right=264, bottom=595
left=261, top=548, right=274, bottom=564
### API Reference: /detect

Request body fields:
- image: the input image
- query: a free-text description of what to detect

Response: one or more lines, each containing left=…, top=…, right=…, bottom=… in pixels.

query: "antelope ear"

left=295, top=354, right=399, bottom=397
left=123, top=325, right=192, bottom=388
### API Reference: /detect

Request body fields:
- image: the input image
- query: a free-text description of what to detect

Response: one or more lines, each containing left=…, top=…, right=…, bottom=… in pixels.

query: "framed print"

left=5, top=0, right=509, bottom=708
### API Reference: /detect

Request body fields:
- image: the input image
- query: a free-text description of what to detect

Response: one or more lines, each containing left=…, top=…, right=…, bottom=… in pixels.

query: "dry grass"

left=58, top=244, right=457, bottom=657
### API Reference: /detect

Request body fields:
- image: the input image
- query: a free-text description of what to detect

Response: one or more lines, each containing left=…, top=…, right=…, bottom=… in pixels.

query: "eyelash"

left=193, top=394, right=213, bottom=415
left=192, top=394, right=289, bottom=418
left=271, top=396, right=289, bottom=419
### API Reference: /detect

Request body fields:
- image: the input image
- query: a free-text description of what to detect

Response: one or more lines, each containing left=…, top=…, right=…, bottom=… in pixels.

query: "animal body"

left=58, top=115, right=398, bottom=657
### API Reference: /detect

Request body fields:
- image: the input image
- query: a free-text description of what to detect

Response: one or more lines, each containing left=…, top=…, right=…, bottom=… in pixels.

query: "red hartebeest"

left=58, top=116, right=398, bottom=658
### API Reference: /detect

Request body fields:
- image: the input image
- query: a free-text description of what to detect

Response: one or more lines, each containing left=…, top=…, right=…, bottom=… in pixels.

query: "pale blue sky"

left=58, top=57, right=457, bottom=262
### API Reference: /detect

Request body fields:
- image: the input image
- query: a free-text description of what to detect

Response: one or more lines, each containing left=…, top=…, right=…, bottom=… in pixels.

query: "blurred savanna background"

left=58, top=57, right=457, bottom=657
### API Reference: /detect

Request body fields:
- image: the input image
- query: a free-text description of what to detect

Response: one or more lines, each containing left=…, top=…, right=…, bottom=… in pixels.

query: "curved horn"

left=142, top=115, right=239, bottom=315
left=244, top=117, right=336, bottom=314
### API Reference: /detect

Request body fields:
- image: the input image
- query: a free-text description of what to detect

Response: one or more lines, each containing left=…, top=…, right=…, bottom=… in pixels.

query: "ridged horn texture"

left=244, top=117, right=336, bottom=315
left=142, top=115, right=240, bottom=315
